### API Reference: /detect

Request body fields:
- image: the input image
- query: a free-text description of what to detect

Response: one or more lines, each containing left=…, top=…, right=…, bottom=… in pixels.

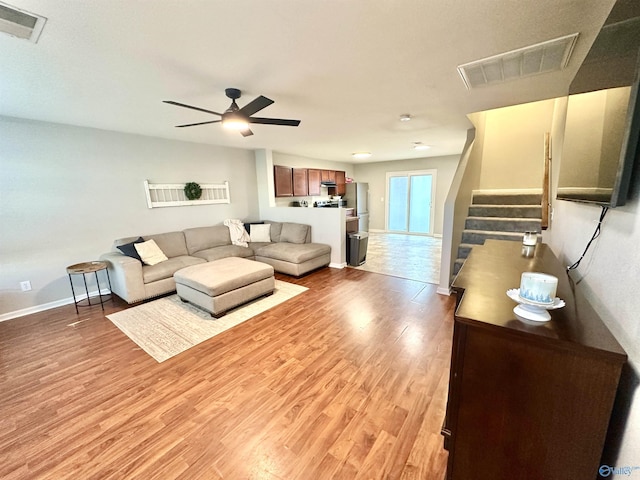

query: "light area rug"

left=107, top=280, right=307, bottom=363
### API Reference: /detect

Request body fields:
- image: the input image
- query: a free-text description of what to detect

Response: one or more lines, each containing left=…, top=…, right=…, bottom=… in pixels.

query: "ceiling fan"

left=163, top=88, right=301, bottom=137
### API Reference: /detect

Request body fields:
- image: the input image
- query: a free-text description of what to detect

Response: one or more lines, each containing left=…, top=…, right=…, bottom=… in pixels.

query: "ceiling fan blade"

left=249, top=117, right=301, bottom=127
left=240, top=128, right=254, bottom=137
left=163, top=100, right=223, bottom=116
left=239, top=96, right=274, bottom=117
left=175, top=120, right=221, bottom=128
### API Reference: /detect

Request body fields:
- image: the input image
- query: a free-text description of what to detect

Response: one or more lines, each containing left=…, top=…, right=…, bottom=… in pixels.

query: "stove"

left=315, top=200, right=347, bottom=208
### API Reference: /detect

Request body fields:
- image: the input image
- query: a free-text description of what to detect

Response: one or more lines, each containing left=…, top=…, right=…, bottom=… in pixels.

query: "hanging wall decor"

left=144, top=180, right=231, bottom=208
left=184, top=182, right=202, bottom=200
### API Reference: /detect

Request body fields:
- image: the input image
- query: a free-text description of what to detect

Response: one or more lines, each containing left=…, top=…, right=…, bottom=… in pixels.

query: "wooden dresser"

left=442, top=240, right=626, bottom=480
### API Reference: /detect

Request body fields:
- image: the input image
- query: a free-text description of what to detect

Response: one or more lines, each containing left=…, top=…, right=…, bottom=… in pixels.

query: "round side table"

left=66, top=261, right=113, bottom=314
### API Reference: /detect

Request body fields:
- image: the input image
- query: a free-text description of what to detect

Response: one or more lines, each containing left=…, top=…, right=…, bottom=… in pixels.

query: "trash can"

left=347, top=231, right=369, bottom=266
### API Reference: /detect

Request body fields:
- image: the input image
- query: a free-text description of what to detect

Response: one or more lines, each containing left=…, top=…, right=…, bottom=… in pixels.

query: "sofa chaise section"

left=250, top=221, right=331, bottom=277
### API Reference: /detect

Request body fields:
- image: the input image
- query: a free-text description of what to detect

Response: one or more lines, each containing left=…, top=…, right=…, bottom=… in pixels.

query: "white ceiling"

left=0, top=0, right=615, bottom=162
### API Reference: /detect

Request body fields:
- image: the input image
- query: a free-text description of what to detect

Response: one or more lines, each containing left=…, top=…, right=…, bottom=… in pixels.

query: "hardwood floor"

left=0, top=267, right=455, bottom=479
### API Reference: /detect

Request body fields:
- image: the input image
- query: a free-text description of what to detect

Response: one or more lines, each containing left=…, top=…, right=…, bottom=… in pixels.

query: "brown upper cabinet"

left=321, top=170, right=336, bottom=183
left=308, top=169, right=322, bottom=196
left=275, top=166, right=346, bottom=197
left=292, top=168, right=308, bottom=196
left=274, top=165, right=293, bottom=197
left=335, top=170, right=346, bottom=196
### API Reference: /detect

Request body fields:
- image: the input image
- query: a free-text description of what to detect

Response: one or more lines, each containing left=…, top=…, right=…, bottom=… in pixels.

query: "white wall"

left=353, top=155, right=460, bottom=234
left=480, top=99, right=555, bottom=190
left=0, top=116, right=258, bottom=318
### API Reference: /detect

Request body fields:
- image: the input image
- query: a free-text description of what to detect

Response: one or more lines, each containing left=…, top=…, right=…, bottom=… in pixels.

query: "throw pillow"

left=244, top=221, right=264, bottom=234
left=280, top=223, right=309, bottom=244
left=134, top=239, right=168, bottom=265
left=116, top=237, right=145, bottom=261
left=250, top=224, right=271, bottom=242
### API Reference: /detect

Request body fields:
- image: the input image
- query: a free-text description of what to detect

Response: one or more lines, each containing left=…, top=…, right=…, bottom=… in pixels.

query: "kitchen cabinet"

left=321, top=170, right=336, bottom=183
left=443, top=240, right=626, bottom=480
left=276, top=166, right=346, bottom=198
left=308, top=169, right=322, bottom=196
left=292, top=168, right=308, bottom=196
left=335, top=170, right=346, bottom=195
left=274, top=165, right=293, bottom=197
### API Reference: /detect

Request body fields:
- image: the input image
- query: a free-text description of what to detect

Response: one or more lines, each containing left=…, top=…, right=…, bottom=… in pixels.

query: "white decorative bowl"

left=519, top=272, right=558, bottom=305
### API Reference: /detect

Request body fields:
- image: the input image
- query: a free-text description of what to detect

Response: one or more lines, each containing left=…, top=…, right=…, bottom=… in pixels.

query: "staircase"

left=454, top=193, right=542, bottom=275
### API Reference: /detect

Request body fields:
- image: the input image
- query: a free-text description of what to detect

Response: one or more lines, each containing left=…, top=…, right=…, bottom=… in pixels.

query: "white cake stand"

left=506, top=289, right=565, bottom=322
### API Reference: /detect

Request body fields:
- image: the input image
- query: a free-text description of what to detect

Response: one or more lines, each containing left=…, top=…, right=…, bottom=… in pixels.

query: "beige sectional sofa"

left=100, top=221, right=330, bottom=304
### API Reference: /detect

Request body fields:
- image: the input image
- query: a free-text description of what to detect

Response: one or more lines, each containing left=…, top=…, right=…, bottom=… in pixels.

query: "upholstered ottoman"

left=174, top=257, right=275, bottom=318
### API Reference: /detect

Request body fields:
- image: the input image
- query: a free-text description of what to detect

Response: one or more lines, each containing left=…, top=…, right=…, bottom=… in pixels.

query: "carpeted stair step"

left=464, top=216, right=541, bottom=232
left=453, top=258, right=465, bottom=276
left=472, top=193, right=542, bottom=205
left=461, top=229, right=524, bottom=245
left=457, top=243, right=474, bottom=260
left=468, top=204, right=542, bottom=218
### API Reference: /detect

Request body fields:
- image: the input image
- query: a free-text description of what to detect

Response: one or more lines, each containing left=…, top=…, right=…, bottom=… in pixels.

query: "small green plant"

left=184, top=182, right=202, bottom=200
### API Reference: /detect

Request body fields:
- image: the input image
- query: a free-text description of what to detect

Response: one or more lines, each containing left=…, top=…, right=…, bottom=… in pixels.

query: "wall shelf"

left=144, top=180, right=230, bottom=208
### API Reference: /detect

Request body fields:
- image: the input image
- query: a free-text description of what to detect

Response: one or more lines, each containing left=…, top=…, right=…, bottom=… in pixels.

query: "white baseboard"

left=0, top=288, right=111, bottom=322
left=437, top=286, right=452, bottom=296
left=472, top=188, right=543, bottom=195
left=329, top=262, right=347, bottom=269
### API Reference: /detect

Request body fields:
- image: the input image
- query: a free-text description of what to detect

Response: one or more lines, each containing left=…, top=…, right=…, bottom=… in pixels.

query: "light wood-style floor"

left=0, top=267, right=454, bottom=479
left=352, top=233, right=442, bottom=285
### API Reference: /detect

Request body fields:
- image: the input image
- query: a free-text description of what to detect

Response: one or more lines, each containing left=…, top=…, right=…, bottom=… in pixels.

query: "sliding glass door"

left=386, top=170, right=436, bottom=234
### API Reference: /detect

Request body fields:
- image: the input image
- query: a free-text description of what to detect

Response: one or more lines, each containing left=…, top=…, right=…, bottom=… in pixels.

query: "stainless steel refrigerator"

left=344, top=183, right=369, bottom=231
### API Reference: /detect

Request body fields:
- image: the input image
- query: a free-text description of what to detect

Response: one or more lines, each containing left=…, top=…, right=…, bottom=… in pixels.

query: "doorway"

left=385, top=170, right=436, bottom=235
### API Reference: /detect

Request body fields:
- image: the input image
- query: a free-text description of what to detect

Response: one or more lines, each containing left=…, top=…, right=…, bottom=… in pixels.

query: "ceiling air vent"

left=0, top=1, right=47, bottom=43
left=457, top=33, right=579, bottom=89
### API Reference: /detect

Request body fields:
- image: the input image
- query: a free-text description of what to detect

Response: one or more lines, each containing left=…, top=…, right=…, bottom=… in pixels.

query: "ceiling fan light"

left=222, top=112, right=249, bottom=131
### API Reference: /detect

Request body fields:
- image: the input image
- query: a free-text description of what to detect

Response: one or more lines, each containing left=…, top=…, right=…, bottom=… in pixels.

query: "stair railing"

left=542, top=132, right=551, bottom=230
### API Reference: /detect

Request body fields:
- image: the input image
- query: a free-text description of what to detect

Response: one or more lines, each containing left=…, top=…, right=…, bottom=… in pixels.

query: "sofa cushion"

left=135, top=239, right=168, bottom=266
left=250, top=224, right=271, bottom=242
left=183, top=226, right=231, bottom=255
left=264, top=221, right=283, bottom=242
left=254, top=242, right=330, bottom=264
left=247, top=241, right=271, bottom=251
left=116, top=237, right=144, bottom=261
left=280, top=223, right=309, bottom=244
left=144, top=231, right=189, bottom=258
left=142, top=255, right=206, bottom=284
left=244, top=221, right=264, bottom=234
left=192, top=244, right=254, bottom=262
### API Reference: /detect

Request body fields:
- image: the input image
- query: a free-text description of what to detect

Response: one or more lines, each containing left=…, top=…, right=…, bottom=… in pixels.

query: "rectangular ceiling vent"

left=457, top=33, right=580, bottom=89
left=0, top=1, right=47, bottom=43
